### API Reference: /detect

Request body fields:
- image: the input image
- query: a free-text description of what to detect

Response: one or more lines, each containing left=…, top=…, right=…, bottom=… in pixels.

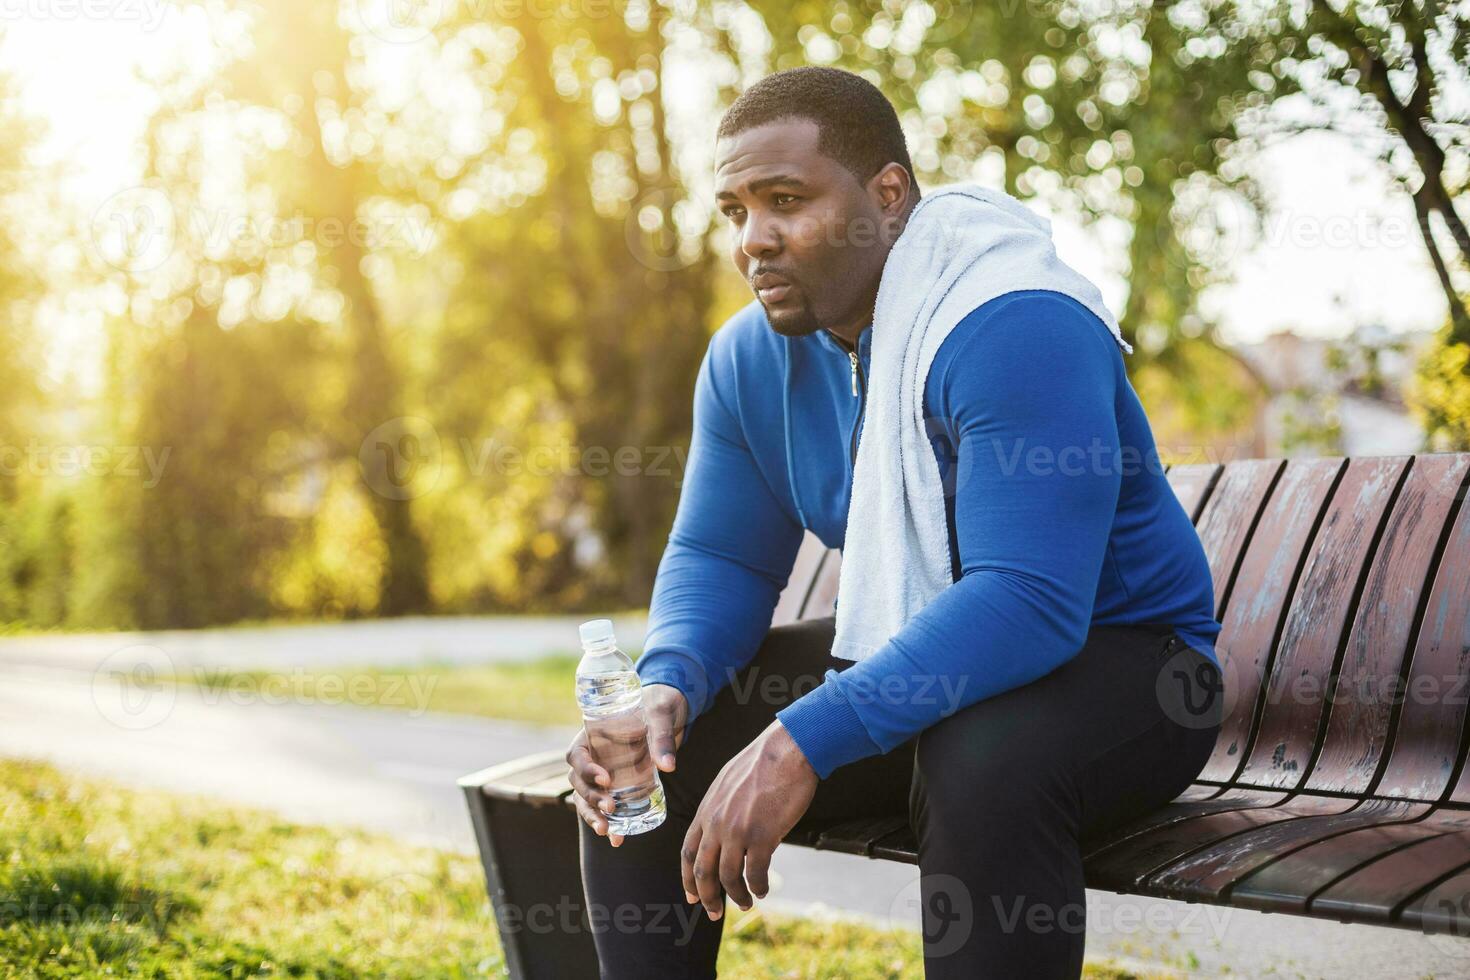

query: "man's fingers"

left=567, top=741, right=612, bottom=789
left=694, top=834, right=724, bottom=919
left=744, top=844, right=774, bottom=901
left=567, top=767, right=616, bottom=815
left=573, top=793, right=609, bottom=838
left=680, top=822, right=703, bottom=906
left=574, top=795, right=625, bottom=846
left=720, top=843, right=753, bottom=911
left=647, top=700, right=686, bottom=772
left=566, top=743, right=616, bottom=815
left=647, top=717, right=679, bottom=772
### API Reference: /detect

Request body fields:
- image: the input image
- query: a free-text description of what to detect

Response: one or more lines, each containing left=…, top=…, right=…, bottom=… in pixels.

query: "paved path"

left=0, top=614, right=650, bottom=674
left=2, top=637, right=1467, bottom=977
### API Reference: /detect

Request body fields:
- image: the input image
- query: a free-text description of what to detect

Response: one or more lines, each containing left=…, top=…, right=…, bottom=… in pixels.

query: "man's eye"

left=773, top=194, right=798, bottom=207
left=723, top=207, right=746, bottom=221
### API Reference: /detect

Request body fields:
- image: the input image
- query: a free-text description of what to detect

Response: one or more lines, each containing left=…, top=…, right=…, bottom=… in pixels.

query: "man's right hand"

left=567, top=683, right=689, bottom=846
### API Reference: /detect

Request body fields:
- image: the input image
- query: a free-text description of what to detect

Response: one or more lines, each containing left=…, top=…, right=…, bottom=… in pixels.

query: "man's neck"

left=824, top=319, right=870, bottom=351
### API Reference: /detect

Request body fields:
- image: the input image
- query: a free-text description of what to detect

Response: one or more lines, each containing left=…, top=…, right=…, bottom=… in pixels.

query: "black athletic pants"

left=579, top=616, right=1222, bottom=978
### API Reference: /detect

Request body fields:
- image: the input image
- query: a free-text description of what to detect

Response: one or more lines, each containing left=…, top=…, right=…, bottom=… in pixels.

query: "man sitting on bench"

left=567, top=65, right=1224, bottom=979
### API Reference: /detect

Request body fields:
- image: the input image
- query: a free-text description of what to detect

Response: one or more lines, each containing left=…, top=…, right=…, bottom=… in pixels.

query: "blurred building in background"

left=1232, top=325, right=1434, bottom=458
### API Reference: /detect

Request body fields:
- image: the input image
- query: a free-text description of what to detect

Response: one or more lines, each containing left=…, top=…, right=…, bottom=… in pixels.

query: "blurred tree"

left=1236, top=0, right=1470, bottom=443
left=221, top=0, right=434, bottom=616
left=92, top=0, right=436, bottom=625
left=415, top=1, right=734, bottom=607
left=0, top=61, right=41, bottom=449
left=1267, top=0, right=1469, bottom=342
left=1411, top=320, right=1470, bottom=448
left=0, top=48, right=60, bottom=628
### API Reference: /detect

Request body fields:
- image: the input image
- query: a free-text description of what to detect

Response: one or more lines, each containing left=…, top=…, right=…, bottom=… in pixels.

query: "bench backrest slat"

left=1307, top=454, right=1470, bottom=795
left=1194, top=459, right=1284, bottom=618
left=1237, top=456, right=1410, bottom=790
left=773, top=537, right=830, bottom=628
left=801, top=548, right=841, bottom=620
left=1381, top=478, right=1470, bottom=801
left=1198, top=457, right=1344, bottom=783
left=1165, top=463, right=1223, bottom=523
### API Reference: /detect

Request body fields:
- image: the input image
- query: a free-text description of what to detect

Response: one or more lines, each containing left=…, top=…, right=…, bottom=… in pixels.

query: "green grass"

left=0, top=758, right=495, bottom=978
left=175, top=648, right=647, bottom=728
left=0, top=758, right=1157, bottom=978
left=180, top=655, right=587, bottom=726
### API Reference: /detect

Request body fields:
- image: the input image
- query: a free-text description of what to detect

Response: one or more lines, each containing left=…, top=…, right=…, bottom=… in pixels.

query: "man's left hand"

left=681, top=720, right=818, bottom=920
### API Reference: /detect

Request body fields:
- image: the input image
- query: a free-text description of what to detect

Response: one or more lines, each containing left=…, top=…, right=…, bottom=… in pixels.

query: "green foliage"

left=1277, top=386, right=1344, bottom=456
left=1410, top=324, right=1470, bottom=451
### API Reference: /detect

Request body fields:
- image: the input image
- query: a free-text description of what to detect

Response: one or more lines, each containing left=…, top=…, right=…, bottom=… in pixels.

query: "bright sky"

left=2, top=9, right=1449, bottom=377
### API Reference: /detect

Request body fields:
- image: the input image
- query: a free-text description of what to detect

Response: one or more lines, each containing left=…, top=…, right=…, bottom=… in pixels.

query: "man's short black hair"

left=717, top=66, right=916, bottom=186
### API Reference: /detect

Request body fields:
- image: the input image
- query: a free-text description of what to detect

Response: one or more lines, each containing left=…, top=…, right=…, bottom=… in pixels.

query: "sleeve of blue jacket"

left=634, top=330, right=806, bottom=721
left=776, top=293, right=1124, bottom=778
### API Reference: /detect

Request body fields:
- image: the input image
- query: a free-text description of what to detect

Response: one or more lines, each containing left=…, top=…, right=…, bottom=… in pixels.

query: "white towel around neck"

left=830, top=182, right=1133, bottom=662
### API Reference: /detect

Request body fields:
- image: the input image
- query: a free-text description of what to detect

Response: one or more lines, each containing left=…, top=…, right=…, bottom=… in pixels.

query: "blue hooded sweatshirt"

left=634, top=289, right=1222, bottom=779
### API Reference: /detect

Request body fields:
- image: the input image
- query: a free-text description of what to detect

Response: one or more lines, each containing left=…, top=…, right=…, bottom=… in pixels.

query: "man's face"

left=714, top=117, right=902, bottom=338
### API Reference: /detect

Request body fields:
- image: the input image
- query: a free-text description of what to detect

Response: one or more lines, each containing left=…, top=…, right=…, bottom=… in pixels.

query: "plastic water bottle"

left=575, top=619, right=666, bottom=835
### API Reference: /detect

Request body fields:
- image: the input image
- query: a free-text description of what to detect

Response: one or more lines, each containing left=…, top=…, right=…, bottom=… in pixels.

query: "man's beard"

left=763, top=294, right=823, bottom=337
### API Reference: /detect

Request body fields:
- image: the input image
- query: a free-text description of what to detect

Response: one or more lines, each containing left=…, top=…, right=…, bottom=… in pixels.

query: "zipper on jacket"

left=827, top=329, right=868, bottom=467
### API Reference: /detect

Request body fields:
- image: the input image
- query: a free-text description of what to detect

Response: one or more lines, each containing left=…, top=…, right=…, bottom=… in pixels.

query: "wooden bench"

left=461, top=452, right=1470, bottom=978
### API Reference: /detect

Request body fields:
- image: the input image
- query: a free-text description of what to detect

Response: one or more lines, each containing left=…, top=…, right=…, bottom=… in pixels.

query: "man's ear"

left=869, top=162, right=913, bottom=216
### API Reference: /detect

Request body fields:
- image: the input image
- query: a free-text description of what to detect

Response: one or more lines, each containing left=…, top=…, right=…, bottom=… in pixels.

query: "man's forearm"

left=776, top=566, right=1096, bottom=778
left=636, top=534, right=799, bottom=721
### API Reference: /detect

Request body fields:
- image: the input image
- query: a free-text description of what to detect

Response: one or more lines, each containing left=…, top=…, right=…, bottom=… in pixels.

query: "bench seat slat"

left=1084, top=794, right=1354, bottom=893
left=522, top=773, right=577, bottom=803
left=1399, top=865, right=1470, bottom=934
left=782, top=826, right=826, bottom=848
left=869, top=827, right=920, bottom=864
left=1230, top=809, right=1470, bottom=915
left=1081, top=789, right=1290, bottom=862
left=1311, top=828, right=1470, bottom=922
left=801, top=551, right=842, bottom=621
left=1146, top=799, right=1431, bottom=900
left=812, top=816, right=911, bottom=856
left=470, top=751, right=573, bottom=805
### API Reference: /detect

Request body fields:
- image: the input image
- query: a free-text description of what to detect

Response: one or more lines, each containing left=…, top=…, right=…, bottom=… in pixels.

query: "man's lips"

left=752, top=273, right=793, bottom=304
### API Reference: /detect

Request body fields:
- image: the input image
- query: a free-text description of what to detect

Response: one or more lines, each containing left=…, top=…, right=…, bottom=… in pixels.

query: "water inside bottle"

left=576, top=642, right=666, bottom=835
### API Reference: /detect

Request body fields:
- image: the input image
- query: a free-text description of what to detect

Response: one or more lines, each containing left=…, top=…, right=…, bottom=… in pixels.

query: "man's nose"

left=740, top=212, right=782, bottom=260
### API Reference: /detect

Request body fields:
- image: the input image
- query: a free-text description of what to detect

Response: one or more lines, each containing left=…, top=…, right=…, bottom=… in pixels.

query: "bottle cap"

left=579, top=618, right=616, bottom=648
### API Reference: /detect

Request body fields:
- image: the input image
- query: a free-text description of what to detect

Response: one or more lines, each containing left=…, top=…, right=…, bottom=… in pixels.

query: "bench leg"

left=462, top=786, right=600, bottom=980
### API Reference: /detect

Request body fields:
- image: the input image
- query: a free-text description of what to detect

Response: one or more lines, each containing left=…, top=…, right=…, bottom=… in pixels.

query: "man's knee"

left=912, top=699, right=1076, bottom=830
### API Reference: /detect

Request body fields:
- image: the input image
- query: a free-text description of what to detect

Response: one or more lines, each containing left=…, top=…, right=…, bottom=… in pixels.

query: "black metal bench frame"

left=461, top=452, right=1470, bottom=978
